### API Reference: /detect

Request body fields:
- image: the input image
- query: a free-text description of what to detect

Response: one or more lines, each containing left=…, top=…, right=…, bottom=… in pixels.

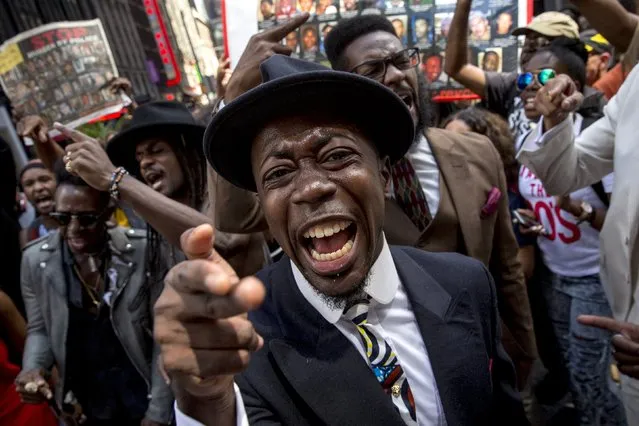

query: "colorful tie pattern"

left=391, top=156, right=431, bottom=232
left=344, top=298, right=417, bottom=424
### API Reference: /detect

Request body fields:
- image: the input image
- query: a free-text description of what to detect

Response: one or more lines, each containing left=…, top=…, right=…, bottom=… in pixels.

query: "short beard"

left=309, top=272, right=372, bottom=311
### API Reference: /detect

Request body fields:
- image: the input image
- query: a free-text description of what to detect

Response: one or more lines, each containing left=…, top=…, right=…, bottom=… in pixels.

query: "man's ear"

left=380, top=156, right=392, bottom=193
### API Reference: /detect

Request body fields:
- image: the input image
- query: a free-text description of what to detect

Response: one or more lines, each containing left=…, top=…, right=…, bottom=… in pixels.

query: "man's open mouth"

left=34, top=194, right=54, bottom=211
left=301, top=220, right=358, bottom=274
left=144, top=170, right=164, bottom=190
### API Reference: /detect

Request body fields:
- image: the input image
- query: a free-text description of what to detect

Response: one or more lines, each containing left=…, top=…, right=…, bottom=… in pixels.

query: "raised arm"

left=571, top=0, right=638, bottom=52
left=16, top=116, right=65, bottom=171
left=210, top=166, right=268, bottom=234
left=445, top=0, right=487, bottom=96
left=57, top=124, right=211, bottom=249
left=517, top=72, right=622, bottom=194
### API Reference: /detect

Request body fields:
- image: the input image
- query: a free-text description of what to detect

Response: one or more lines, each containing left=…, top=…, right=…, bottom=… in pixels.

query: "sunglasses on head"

left=517, top=69, right=556, bottom=91
left=49, top=209, right=110, bottom=227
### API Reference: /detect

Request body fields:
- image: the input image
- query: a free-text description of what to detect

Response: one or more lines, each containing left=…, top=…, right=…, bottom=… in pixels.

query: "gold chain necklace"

left=73, top=264, right=102, bottom=308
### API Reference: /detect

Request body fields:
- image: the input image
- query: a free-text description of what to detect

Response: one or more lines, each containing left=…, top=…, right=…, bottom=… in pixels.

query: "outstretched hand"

left=154, top=224, right=265, bottom=407
left=578, top=315, right=639, bottom=379
left=225, top=13, right=310, bottom=102
left=55, top=123, right=116, bottom=191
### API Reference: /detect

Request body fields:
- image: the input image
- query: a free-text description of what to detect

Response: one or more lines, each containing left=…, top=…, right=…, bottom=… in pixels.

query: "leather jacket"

left=20, top=227, right=173, bottom=424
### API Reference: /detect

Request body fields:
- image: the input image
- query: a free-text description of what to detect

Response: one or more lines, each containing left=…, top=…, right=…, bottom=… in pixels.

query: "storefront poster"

left=0, top=19, right=125, bottom=128
left=246, top=0, right=530, bottom=101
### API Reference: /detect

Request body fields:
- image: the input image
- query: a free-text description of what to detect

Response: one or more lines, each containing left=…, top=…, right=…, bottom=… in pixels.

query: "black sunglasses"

left=49, top=208, right=110, bottom=228
left=349, top=48, right=420, bottom=82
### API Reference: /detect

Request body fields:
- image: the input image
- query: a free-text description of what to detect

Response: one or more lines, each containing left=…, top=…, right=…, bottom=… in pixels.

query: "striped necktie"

left=391, top=156, right=431, bottom=232
left=344, top=298, right=417, bottom=424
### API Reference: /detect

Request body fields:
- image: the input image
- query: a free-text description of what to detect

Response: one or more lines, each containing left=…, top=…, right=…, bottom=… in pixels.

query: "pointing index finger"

left=53, top=122, right=90, bottom=143
left=577, top=315, right=629, bottom=335
left=264, top=13, right=310, bottom=41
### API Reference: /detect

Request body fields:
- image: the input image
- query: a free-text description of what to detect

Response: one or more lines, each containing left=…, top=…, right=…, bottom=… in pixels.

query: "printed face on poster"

left=0, top=19, right=125, bottom=127
left=226, top=0, right=528, bottom=101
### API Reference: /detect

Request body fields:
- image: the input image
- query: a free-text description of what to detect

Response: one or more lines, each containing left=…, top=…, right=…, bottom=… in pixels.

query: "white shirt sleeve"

left=518, top=117, right=572, bottom=154
left=601, top=173, right=615, bottom=193
left=174, top=383, right=249, bottom=426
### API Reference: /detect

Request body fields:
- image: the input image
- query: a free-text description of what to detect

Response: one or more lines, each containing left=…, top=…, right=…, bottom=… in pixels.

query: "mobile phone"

left=512, top=210, right=542, bottom=229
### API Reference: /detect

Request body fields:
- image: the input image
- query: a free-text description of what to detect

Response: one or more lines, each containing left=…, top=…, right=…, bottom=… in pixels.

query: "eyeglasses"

left=49, top=209, right=110, bottom=228
left=516, top=69, right=556, bottom=91
left=349, top=48, right=420, bottom=82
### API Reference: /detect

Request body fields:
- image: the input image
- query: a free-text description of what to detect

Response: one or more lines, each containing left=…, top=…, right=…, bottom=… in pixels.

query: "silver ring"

left=65, top=160, right=73, bottom=173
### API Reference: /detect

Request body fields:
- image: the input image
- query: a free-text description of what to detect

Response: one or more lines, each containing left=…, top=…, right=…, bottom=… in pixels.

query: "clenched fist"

left=534, top=74, right=584, bottom=130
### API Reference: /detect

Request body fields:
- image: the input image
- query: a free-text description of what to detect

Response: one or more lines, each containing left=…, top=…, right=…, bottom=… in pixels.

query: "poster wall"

left=234, top=0, right=529, bottom=101
left=0, top=20, right=126, bottom=128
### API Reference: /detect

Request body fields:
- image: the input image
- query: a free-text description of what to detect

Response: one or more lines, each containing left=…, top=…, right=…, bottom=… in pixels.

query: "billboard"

left=225, top=0, right=530, bottom=102
left=0, top=19, right=126, bottom=128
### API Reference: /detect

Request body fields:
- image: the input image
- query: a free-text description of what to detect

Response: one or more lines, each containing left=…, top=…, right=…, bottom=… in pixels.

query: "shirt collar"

left=291, top=235, right=399, bottom=324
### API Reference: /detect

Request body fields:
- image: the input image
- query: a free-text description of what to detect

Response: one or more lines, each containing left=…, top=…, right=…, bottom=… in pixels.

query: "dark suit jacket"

left=213, top=129, right=537, bottom=367
left=235, top=247, right=528, bottom=425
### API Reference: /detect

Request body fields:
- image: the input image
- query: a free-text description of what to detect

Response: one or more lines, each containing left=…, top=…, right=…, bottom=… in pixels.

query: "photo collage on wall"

left=257, top=0, right=521, bottom=101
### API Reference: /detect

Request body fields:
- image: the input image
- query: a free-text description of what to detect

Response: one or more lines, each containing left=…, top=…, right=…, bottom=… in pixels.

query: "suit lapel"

left=426, top=129, right=482, bottom=257
left=270, top=329, right=404, bottom=425
left=266, top=261, right=404, bottom=425
left=391, top=247, right=491, bottom=426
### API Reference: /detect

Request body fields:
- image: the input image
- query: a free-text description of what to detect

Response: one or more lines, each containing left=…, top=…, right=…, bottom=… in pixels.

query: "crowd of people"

left=1, top=0, right=639, bottom=425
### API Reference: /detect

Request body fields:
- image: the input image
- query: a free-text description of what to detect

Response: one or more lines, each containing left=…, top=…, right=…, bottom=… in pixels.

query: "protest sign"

left=229, top=0, right=531, bottom=101
left=0, top=19, right=126, bottom=128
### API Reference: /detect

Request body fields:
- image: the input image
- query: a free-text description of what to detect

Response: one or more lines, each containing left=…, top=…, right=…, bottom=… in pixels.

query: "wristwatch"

left=576, top=201, right=596, bottom=224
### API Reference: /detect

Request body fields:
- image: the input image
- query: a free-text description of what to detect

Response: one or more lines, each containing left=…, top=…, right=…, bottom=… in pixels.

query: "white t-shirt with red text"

left=518, top=167, right=613, bottom=277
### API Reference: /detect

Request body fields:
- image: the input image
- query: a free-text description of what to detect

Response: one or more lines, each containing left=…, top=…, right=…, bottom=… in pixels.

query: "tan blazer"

left=518, top=65, right=639, bottom=326
left=214, top=129, right=536, bottom=363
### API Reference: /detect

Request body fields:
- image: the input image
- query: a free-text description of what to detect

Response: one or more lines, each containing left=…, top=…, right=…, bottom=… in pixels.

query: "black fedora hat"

left=107, top=101, right=205, bottom=177
left=204, top=55, right=415, bottom=192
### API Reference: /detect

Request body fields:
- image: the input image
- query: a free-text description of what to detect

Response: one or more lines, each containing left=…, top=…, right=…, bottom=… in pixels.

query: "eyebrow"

left=261, top=132, right=354, bottom=166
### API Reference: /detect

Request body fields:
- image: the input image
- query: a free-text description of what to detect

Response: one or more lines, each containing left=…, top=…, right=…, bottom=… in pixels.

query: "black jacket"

left=236, top=246, right=529, bottom=425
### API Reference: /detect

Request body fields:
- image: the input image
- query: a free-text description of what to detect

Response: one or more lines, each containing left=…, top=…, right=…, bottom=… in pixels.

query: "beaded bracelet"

left=109, top=167, right=129, bottom=200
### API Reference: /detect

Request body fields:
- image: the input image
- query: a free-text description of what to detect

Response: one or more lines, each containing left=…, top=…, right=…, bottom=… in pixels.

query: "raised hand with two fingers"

left=224, top=13, right=310, bottom=102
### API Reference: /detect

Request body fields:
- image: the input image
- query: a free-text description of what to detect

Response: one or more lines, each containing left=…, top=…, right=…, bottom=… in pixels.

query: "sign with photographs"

left=255, top=0, right=529, bottom=101
left=0, top=20, right=126, bottom=128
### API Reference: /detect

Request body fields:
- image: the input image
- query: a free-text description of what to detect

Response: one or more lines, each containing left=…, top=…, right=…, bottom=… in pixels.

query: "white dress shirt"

left=390, top=133, right=441, bottom=217
left=176, top=237, right=446, bottom=426
left=406, top=133, right=441, bottom=217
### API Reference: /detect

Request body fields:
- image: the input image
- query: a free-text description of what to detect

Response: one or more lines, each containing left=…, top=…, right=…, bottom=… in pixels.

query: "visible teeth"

left=311, top=239, right=354, bottom=262
left=303, top=221, right=351, bottom=239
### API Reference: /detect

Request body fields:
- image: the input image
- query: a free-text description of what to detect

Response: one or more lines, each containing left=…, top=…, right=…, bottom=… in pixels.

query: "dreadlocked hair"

left=442, top=107, right=518, bottom=187
left=145, top=132, right=208, bottom=284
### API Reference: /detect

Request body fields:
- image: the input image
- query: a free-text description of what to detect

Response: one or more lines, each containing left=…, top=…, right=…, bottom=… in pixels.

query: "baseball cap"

left=580, top=30, right=612, bottom=54
left=511, top=12, right=579, bottom=39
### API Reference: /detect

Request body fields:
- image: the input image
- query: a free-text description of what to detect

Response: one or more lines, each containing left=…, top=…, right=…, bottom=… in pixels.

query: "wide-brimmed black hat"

left=204, top=55, right=415, bottom=192
left=107, top=101, right=205, bottom=176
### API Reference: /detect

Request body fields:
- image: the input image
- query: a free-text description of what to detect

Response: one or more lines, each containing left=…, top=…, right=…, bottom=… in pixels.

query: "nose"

left=291, top=167, right=337, bottom=206
left=139, top=154, right=155, bottom=172
left=33, top=180, right=46, bottom=193
left=67, top=216, right=82, bottom=234
left=383, top=62, right=406, bottom=88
